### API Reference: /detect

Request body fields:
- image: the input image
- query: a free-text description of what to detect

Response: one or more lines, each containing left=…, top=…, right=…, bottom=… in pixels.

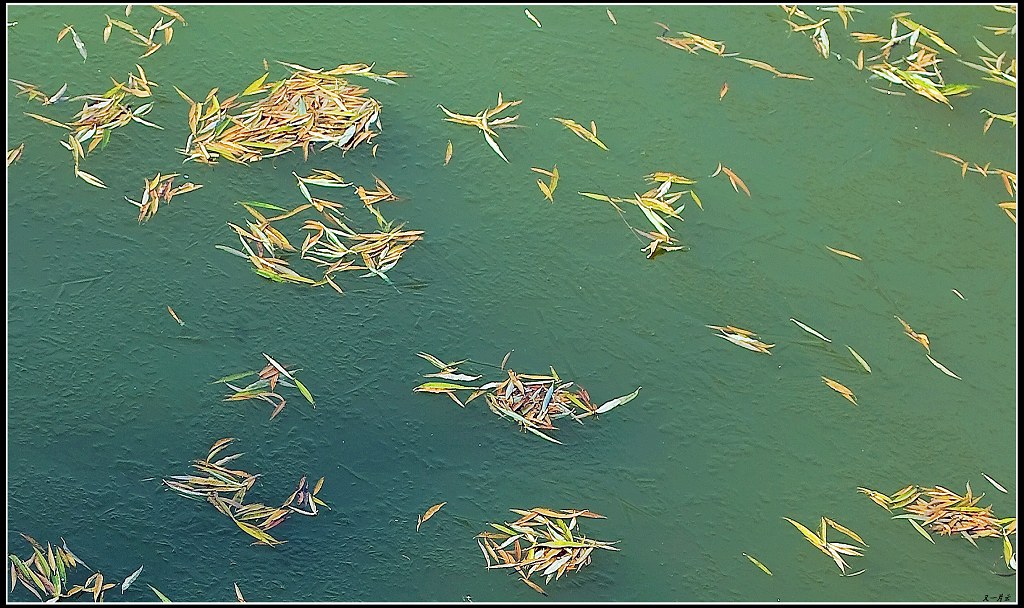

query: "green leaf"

left=293, top=377, right=315, bottom=404
left=294, top=172, right=313, bottom=204
left=242, top=72, right=269, bottom=96
left=595, top=386, right=641, bottom=414
left=413, top=381, right=479, bottom=393
left=148, top=584, right=172, bottom=602
left=743, top=553, right=773, bottom=576
left=235, top=201, right=289, bottom=212
left=909, top=519, right=935, bottom=543
left=253, top=268, right=287, bottom=282
left=940, top=83, right=976, bottom=95
left=212, top=370, right=258, bottom=384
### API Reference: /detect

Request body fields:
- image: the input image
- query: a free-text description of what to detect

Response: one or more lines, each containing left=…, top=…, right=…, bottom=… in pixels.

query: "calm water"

left=6, top=4, right=1017, bottom=602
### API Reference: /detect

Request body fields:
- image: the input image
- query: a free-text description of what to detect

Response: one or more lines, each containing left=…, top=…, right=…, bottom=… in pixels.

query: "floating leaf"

left=846, top=346, right=871, bottom=373
left=743, top=553, right=772, bottom=575
left=594, top=387, right=641, bottom=414
left=822, top=376, right=857, bottom=406
left=121, top=565, right=143, bottom=592
left=417, top=502, right=446, bottom=531
left=826, top=246, right=862, bottom=261
left=148, top=585, right=171, bottom=602
left=909, top=519, right=935, bottom=543
left=925, top=355, right=961, bottom=380
left=790, top=318, right=831, bottom=343
left=982, top=473, right=1007, bottom=494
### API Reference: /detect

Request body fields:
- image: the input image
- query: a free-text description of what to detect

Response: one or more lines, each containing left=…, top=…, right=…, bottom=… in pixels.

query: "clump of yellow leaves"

left=822, top=376, right=857, bottom=405
left=859, top=483, right=1016, bottom=564
left=125, top=172, right=202, bottom=223
left=658, top=29, right=732, bottom=56
left=552, top=117, right=608, bottom=151
left=532, top=166, right=559, bottom=202
left=579, top=171, right=699, bottom=258
left=9, top=535, right=114, bottom=602
left=438, top=92, right=521, bottom=163
left=707, top=325, right=774, bottom=354
left=478, top=508, right=618, bottom=594
left=850, top=12, right=977, bottom=108
left=784, top=516, right=867, bottom=575
left=162, top=438, right=329, bottom=546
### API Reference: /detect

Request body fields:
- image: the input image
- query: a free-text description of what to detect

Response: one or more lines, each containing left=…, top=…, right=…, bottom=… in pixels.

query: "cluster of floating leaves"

left=657, top=15, right=813, bottom=80
left=23, top=64, right=162, bottom=189
left=215, top=353, right=315, bottom=420
left=932, top=150, right=1017, bottom=223
left=7, top=142, right=24, bottom=166
left=579, top=172, right=693, bottom=258
left=960, top=20, right=1016, bottom=131
left=552, top=117, right=608, bottom=151
left=784, top=516, right=868, bottom=576
left=438, top=92, right=522, bottom=163
left=125, top=172, right=202, bottom=223
left=531, top=165, right=559, bottom=202
left=657, top=27, right=733, bottom=56
left=103, top=5, right=186, bottom=59
left=707, top=324, right=775, bottom=355
left=8, top=535, right=117, bottom=601
left=845, top=11, right=978, bottom=107
left=477, top=508, right=618, bottom=595
left=11, top=79, right=69, bottom=105
left=178, top=62, right=407, bottom=165
left=216, top=172, right=422, bottom=292
left=894, top=315, right=962, bottom=380
left=859, top=482, right=1016, bottom=568
left=413, top=352, right=640, bottom=444
left=162, top=438, right=329, bottom=546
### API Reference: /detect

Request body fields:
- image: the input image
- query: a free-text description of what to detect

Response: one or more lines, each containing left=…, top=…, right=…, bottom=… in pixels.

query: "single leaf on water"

left=482, top=129, right=509, bottom=163
left=242, top=73, right=269, bottom=95
left=823, top=517, right=867, bottom=546
left=293, top=377, right=315, bottom=405
left=121, top=565, right=143, bottom=592
left=235, top=201, right=288, bottom=212
left=846, top=345, right=871, bottom=373
left=790, top=318, right=831, bottom=342
left=783, top=517, right=826, bottom=550
left=909, top=519, right=935, bottom=543
left=294, top=173, right=313, bottom=204
left=71, top=28, right=87, bottom=61
left=25, top=112, right=71, bottom=129
left=414, top=381, right=479, bottom=393
left=76, top=169, right=107, bottom=189
left=417, top=502, right=447, bottom=531
left=743, top=553, right=772, bottom=575
left=594, top=387, right=641, bottom=414
left=148, top=585, right=171, bottom=602
left=826, top=246, right=862, bottom=261
left=926, top=354, right=961, bottom=380
left=982, top=473, right=1007, bottom=493
left=416, top=352, right=449, bottom=369
left=213, top=371, right=257, bottom=384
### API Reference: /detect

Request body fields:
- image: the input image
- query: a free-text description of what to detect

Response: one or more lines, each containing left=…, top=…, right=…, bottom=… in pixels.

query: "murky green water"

left=7, top=4, right=1017, bottom=602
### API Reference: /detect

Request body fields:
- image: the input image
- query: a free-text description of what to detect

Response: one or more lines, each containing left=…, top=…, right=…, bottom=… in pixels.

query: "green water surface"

left=6, top=4, right=1017, bottom=602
